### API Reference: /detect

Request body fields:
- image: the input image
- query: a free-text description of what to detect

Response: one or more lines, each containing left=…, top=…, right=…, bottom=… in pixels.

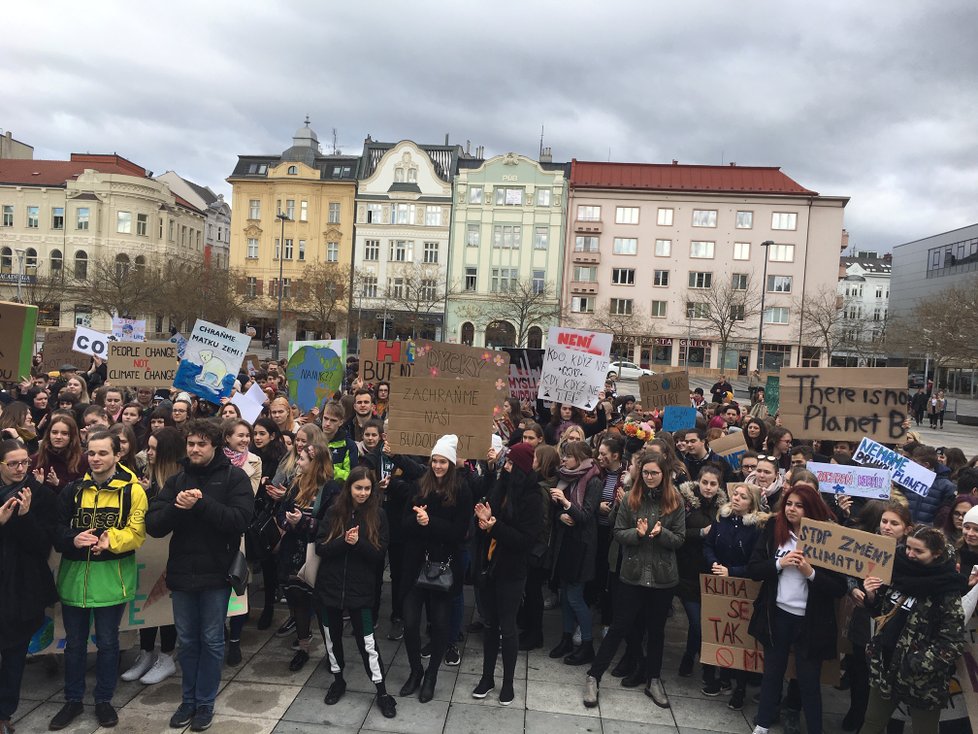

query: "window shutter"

left=256, top=279, right=264, bottom=296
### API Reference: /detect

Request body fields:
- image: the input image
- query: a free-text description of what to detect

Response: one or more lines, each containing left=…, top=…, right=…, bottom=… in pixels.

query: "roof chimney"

left=671, top=159, right=678, bottom=165
left=729, top=161, right=736, bottom=166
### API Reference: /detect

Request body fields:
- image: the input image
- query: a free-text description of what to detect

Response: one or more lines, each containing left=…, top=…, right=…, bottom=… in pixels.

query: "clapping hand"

left=413, top=504, right=429, bottom=526
left=345, top=526, right=359, bottom=545
left=636, top=517, right=649, bottom=536
left=474, top=501, right=492, bottom=522
left=0, top=497, right=18, bottom=526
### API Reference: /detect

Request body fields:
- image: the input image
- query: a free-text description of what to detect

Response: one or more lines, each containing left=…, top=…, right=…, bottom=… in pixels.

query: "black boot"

left=419, top=670, right=437, bottom=703
left=564, top=640, right=595, bottom=666
left=549, top=634, right=574, bottom=659
left=610, top=650, right=636, bottom=678
left=621, top=657, right=645, bottom=688
left=399, top=667, right=424, bottom=697
left=518, top=630, right=543, bottom=651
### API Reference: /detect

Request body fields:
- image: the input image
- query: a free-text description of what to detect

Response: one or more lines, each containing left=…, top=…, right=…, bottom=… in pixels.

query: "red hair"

left=773, top=482, right=833, bottom=547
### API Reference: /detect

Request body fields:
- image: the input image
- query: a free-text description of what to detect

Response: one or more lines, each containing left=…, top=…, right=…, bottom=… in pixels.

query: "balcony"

left=574, top=219, right=602, bottom=234
left=570, top=281, right=598, bottom=295
left=571, top=250, right=600, bottom=265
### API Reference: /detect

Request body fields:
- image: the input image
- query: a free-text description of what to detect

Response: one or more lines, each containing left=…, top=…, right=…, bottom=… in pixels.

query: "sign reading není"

left=798, top=518, right=896, bottom=583
left=639, top=372, right=690, bottom=412
left=386, top=377, right=500, bottom=460
left=778, top=367, right=909, bottom=443
left=108, top=341, right=178, bottom=387
left=537, top=326, right=612, bottom=410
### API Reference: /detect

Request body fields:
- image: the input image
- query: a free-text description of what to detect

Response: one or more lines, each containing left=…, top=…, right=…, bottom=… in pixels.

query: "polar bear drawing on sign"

left=195, top=350, right=231, bottom=388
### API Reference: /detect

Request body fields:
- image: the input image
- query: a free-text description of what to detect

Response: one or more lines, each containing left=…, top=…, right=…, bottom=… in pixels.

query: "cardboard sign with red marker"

left=537, top=326, right=612, bottom=411
left=798, top=518, right=895, bottom=583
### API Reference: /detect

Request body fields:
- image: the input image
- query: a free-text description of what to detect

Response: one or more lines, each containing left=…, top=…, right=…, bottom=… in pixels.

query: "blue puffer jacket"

left=905, top=464, right=956, bottom=525
left=704, top=503, right=768, bottom=577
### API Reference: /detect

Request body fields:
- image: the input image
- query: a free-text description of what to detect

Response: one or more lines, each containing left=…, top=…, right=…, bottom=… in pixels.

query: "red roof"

left=570, top=160, right=817, bottom=196
left=0, top=153, right=146, bottom=187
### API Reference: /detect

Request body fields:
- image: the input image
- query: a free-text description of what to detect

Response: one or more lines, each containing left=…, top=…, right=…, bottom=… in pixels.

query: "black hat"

left=59, top=363, right=78, bottom=372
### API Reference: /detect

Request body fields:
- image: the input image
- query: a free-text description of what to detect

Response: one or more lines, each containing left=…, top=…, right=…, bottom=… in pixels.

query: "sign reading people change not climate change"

left=537, top=326, right=612, bottom=410
left=107, top=341, right=178, bottom=387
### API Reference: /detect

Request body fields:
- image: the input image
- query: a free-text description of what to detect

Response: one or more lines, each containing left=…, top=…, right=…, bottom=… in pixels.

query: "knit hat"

left=963, top=506, right=978, bottom=528
left=431, top=434, right=458, bottom=464
left=507, top=441, right=535, bottom=475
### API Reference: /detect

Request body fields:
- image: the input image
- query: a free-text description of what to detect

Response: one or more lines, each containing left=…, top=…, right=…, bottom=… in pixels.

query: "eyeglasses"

left=953, top=511, right=969, bottom=519
left=641, top=469, right=662, bottom=478
left=1, top=459, right=30, bottom=469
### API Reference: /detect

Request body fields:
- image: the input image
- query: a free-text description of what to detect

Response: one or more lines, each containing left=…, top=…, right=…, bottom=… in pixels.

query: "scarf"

left=889, top=550, right=965, bottom=599
left=557, top=458, right=598, bottom=509
left=223, top=447, right=248, bottom=468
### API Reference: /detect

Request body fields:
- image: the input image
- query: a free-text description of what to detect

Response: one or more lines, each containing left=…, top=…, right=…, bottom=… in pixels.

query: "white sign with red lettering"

left=536, top=326, right=612, bottom=410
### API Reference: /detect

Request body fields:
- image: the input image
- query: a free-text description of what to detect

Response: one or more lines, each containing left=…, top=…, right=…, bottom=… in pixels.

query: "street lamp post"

left=13, top=248, right=25, bottom=303
left=274, top=212, right=290, bottom=360
left=755, top=240, right=775, bottom=371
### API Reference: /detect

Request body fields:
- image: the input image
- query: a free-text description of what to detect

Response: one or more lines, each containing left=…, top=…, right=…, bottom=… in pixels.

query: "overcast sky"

left=4, top=1, right=976, bottom=253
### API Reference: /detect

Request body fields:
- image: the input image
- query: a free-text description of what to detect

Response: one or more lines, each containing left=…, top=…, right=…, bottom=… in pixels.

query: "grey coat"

left=614, top=488, right=686, bottom=589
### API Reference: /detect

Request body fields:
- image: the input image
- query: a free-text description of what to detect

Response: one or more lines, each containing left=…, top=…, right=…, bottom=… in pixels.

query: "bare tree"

left=796, top=285, right=846, bottom=364
left=68, top=254, right=166, bottom=319
left=476, top=278, right=561, bottom=347
left=290, top=261, right=348, bottom=338
left=384, top=262, right=458, bottom=338
left=590, top=302, right=653, bottom=359
left=683, top=275, right=761, bottom=370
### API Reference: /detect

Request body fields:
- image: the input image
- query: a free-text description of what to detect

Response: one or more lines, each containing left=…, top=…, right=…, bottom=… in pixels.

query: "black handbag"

left=246, top=509, right=281, bottom=559
left=227, top=550, right=250, bottom=596
left=415, top=555, right=454, bottom=593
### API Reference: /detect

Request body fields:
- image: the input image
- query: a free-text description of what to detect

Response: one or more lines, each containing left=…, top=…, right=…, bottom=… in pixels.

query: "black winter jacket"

left=400, top=478, right=473, bottom=595
left=472, top=467, right=544, bottom=583
left=315, top=505, right=389, bottom=610
left=145, top=453, right=253, bottom=592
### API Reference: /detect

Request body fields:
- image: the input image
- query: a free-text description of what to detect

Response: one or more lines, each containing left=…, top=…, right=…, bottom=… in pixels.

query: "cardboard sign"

left=72, top=325, right=109, bottom=358
left=852, top=437, right=935, bottom=497
left=536, top=326, right=612, bottom=410
left=798, top=518, right=896, bottom=583
left=40, top=329, right=78, bottom=372
left=243, top=353, right=261, bottom=376
left=359, top=338, right=511, bottom=386
left=286, top=342, right=346, bottom=412
left=111, top=316, right=146, bottom=342
left=231, top=382, right=267, bottom=424
left=710, top=431, right=749, bottom=471
left=778, top=367, right=909, bottom=443
left=0, top=301, right=37, bottom=381
left=700, top=575, right=765, bottom=672
left=662, top=405, right=698, bottom=433
left=107, top=341, right=178, bottom=387
left=639, top=372, right=690, bottom=412
left=172, top=319, right=250, bottom=403
left=503, top=348, right=544, bottom=405
left=386, top=377, right=501, bottom=460
left=807, top=460, right=892, bottom=501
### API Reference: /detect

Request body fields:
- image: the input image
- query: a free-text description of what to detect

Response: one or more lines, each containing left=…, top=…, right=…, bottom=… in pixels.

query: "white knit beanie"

left=963, top=505, right=978, bottom=528
left=431, top=434, right=458, bottom=464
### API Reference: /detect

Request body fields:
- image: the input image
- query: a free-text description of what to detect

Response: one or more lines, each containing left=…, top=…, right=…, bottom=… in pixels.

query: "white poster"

left=111, top=317, right=147, bottom=342
left=72, top=325, right=109, bottom=358
left=807, top=461, right=892, bottom=500
left=536, top=326, right=612, bottom=410
left=172, top=319, right=250, bottom=403
left=231, top=382, right=268, bottom=424
left=853, top=437, right=935, bottom=497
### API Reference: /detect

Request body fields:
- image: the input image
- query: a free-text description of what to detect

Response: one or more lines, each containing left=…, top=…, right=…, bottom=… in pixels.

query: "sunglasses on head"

left=757, top=455, right=778, bottom=463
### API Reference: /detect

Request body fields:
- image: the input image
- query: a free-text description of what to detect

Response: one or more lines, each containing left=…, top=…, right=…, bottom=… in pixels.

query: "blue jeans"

left=681, top=599, right=701, bottom=656
left=756, top=607, right=824, bottom=733
left=62, top=603, right=125, bottom=704
left=172, top=587, right=232, bottom=708
left=561, top=582, right=592, bottom=641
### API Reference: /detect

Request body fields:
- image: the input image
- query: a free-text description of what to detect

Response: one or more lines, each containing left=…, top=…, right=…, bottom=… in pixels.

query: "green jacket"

left=614, top=488, right=685, bottom=589
left=54, top=465, right=147, bottom=608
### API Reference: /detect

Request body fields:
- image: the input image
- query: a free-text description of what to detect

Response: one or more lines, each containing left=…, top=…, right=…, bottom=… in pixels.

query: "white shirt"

left=774, top=531, right=815, bottom=616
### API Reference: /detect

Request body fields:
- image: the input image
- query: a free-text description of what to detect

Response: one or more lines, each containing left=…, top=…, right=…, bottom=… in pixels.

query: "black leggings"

left=403, top=585, right=451, bottom=679
left=139, top=625, right=176, bottom=653
left=322, top=607, right=386, bottom=689
left=479, top=573, right=525, bottom=686
left=521, top=566, right=548, bottom=635
left=285, top=586, right=322, bottom=643
left=588, top=583, right=674, bottom=682
left=387, top=542, right=405, bottom=621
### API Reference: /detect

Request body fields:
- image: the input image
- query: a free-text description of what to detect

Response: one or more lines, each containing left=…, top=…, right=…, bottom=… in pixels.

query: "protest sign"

left=502, top=348, right=544, bottom=405
left=799, top=518, right=896, bottom=583
left=111, top=316, right=146, bottom=342
left=0, top=301, right=37, bottom=381
left=173, top=319, right=250, bottom=403
left=107, top=341, right=178, bottom=387
left=764, top=375, right=780, bottom=415
left=40, top=329, right=78, bottom=372
left=288, top=338, right=345, bottom=360
left=231, top=382, right=267, bottom=424
left=286, top=341, right=345, bottom=411
left=386, top=377, right=501, bottom=460
left=243, top=353, right=261, bottom=376
left=662, top=406, right=697, bottom=433
left=711, top=432, right=749, bottom=471
left=536, top=326, right=612, bottom=410
left=700, top=575, right=765, bottom=672
left=72, top=325, right=109, bottom=359
left=639, top=372, right=690, bottom=412
left=359, top=339, right=511, bottom=389
left=807, top=460, right=892, bottom=500
left=169, top=332, right=188, bottom=359
left=778, top=367, right=909, bottom=443
left=852, top=437, right=935, bottom=497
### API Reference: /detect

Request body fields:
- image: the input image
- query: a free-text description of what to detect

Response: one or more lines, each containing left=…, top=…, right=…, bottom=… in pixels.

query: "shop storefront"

left=678, top=338, right=712, bottom=368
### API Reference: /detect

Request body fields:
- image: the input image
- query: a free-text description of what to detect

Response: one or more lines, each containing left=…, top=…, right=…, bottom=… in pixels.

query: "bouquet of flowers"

left=622, top=419, right=654, bottom=443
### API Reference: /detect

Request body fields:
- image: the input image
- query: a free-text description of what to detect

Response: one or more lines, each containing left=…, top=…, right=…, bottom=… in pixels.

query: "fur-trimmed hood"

left=678, top=480, right=728, bottom=511
left=716, top=500, right=770, bottom=527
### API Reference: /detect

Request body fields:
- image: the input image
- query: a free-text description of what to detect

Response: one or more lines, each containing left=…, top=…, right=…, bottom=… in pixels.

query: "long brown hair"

left=773, top=482, right=833, bottom=546
left=418, top=458, right=458, bottom=507
left=630, top=451, right=680, bottom=515
left=36, top=413, right=83, bottom=474
left=292, top=439, right=334, bottom=508
left=323, top=465, right=382, bottom=550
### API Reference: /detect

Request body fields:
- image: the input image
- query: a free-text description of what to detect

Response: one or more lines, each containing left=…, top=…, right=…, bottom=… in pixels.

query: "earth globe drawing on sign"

left=286, top=345, right=344, bottom=411
left=661, top=377, right=672, bottom=390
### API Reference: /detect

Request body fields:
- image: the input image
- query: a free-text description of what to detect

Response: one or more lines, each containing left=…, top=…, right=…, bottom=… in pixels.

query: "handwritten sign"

left=243, top=353, right=261, bottom=376
left=710, top=432, right=749, bottom=471
left=173, top=319, right=250, bottom=403
left=107, top=341, right=178, bottom=387
left=169, top=332, right=188, bottom=359
left=40, top=329, right=78, bottom=372
left=807, top=460, right=892, bottom=500
left=537, top=326, right=612, bottom=410
left=359, top=339, right=510, bottom=386
left=72, top=325, right=109, bottom=359
left=639, top=372, right=690, bottom=412
left=286, top=342, right=345, bottom=412
left=386, top=377, right=500, bottom=460
left=288, top=338, right=345, bottom=360
left=799, top=518, right=896, bottom=583
left=778, top=368, right=909, bottom=443
left=662, top=405, right=698, bottom=433
left=852, top=437, right=934, bottom=497
left=700, top=575, right=765, bottom=672
left=503, top=348, right=544, bottom=405
left=0, top=301, right=37, bottom=381
left=111, top=316, right=146, bottom=342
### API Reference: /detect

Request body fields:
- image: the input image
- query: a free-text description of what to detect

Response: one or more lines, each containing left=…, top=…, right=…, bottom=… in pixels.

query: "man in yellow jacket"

left=49, top=430, right=147, bottom=731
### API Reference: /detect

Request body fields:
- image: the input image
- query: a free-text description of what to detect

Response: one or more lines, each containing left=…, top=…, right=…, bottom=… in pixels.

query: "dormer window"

left=287, top=165, right=298, bottom=175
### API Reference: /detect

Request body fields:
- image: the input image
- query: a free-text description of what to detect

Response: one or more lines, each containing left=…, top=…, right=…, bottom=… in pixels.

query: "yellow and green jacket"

left=54, top=464, right=147, bottom=608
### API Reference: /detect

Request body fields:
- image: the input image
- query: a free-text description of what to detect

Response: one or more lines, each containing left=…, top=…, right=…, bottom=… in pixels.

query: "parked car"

left=908, top=372, right=925, bottom=388
left=609, top=361, right=653, bottom=380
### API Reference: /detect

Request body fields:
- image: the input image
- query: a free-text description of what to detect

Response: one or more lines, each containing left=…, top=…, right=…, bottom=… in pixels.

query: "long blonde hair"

left=291, top=439, right=334, bottom=508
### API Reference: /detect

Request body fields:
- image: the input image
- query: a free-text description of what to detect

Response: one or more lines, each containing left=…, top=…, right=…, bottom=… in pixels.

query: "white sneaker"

left=139, top=652, right=176, bottom=684
left=543, top=593, right=558, bottom=610
left=572, top=626, right=582, bottom=646
left=600, top=625, right=609, bottom=639
left=121, top=651, right=155, bottom=682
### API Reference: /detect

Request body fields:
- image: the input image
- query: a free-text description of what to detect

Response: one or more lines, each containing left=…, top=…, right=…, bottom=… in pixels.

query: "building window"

left=282, top=239, right=293, bottom=259
left=52, top=207, right=65, bottom=230
left=1, top=205, right=12, bottom=227
left=247, top=238, right=259, bottom=258
left=532, top=269, right=546, bottom=294
left=464, top=267, right=477, bottom=291
left=613, top=237, right=637, bottom=255
left=736, top=211, right=753, bottom=229
left=299, top=200, right=308, bottom=222
left=249, top=199, right=260, bottom=219
left=168, top=220, right=174, bottom=241
left=733, top=241, right=750, bottom=260
left=362, top=275, right=378, bottom=298
left=651, top=300, right=667, bottom=317
left=117, top=211, right=132, bottom=234
left=772, top=212, right=798, bottom=230
left=574, top=236, right=599, bottom=252
left=468, top=186, right=483, bottom=204
left=466, top=224, right=480, bottom=247
left=324, top=242, right=337, bottom=261
left=461, top=322, right=475, bottom=345
left=27, top=206, right=39, bottom=228
left=491, top=267, right=518, bottom=292
left=689, top=271, right=712, bottom=289
left=653, top=270, right=669, bottom=287
left=74, top=251, right=88, bottom=280
left=534, top=226, right=548, bottom=250
left=365, top=203, right=383, bottom=223
left=536, top=188, right=551, bottom=206
left=423, top=241, right=439, bottom=264
left=764, top=306, right=790, bottom=324
left=767, top=275, right=793, bottom=293
left=686, top=301, right=710, bottom=319
left=573, top=266, right=597, bottom=282
left=610, top=298, right=633, bottom=316
left=768, top=244, right=795, bottom=262
left=298, top=240, right=306, bottom=261
left=571, top=296, right=594, bottom=314
left=394, top=204, right=416, bottom=224
left=390, top=240, right=411, bottom=262
left=424, top=207, right=442, bottom=226
left=494, top=187, right=524, bottom=206
left=690, top=240, right=715, bottom=258
left=181, top=225, right=187, bottom=245
left=492, top=225, right=521, bottom=249
left=730, top=304, right=746, bottom=321
left=692, top=209, right=717, bottom=227
left=50, top=249, right=63, bottom=274
left=285, top=199, right=295, bottom=219
left=577, top=205, right=601, bottom=222
left=419, top=279, right=437, bottom=300
left=115, top=253, right=130, bottom=278
left=615, top=207, right=639, bottom=224
left=246, top=277, right=258, bottom=298
left=654, top=239, right=671, bottom=257
left=136, top=213, right=147, bottom=236
left=287, top=165, right=298, bottom=175
left=732, top=273, right=749, bottom=290
left=281, top=278, right=291, bottom=298
left=612, top=268, right=635, bottom=285
left=322, top=202, right=338, bottom=224
left=364, top=239, right=380, bottom=261
left=0, top=248, right=10, bottom=273
left=656, top=208, right=673, bottom=226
